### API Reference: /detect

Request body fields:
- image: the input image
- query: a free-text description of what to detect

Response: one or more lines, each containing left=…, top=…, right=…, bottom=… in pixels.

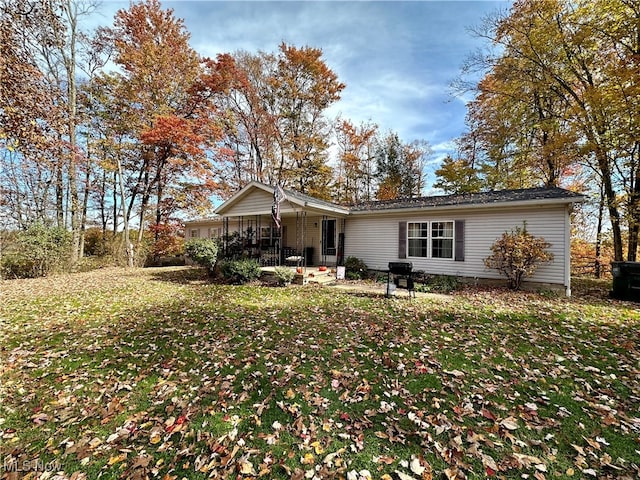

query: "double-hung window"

left=406, top=221, right=454, bottom=259
left=431, top=221, right=454, bottom=258
left=407, top=222, right=429, bottom=257
left=260, top=225, right=281, bottom=248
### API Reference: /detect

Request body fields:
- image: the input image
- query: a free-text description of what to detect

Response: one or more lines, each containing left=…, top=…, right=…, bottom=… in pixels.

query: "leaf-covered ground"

left=0, top=267, right=638, bottom=480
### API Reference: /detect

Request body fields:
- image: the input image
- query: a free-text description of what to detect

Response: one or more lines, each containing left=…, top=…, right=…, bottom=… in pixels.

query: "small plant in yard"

left=416, top=274, right=460, bottom=293
left=344, top=256, right=368, bottom=280
left=273, top=266, right=295, bottom=286
left=218, top=258, right=261, bottom=284
left=184, top=238, right=218, bottom=273
left=484, top=223, right=553, bottom=290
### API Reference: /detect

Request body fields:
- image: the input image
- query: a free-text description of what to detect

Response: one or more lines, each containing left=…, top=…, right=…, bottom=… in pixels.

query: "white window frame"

left=190, top=229, right=200, bottom=238
left=407, top=222, right=429, bottom=258
left=431, top=221, right=454, bottom=259
left=406, top=220, right=454, bottom=260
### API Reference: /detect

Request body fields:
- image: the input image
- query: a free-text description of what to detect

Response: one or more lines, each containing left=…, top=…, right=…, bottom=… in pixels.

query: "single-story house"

left=184, top=181, right=584, bottom=295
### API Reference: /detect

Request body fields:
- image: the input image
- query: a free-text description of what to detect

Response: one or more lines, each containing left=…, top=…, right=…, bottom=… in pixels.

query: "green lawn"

left=0, top=267, right=638, bottom=480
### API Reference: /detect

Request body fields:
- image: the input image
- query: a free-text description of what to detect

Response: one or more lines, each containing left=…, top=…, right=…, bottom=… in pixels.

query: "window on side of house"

left=190, top=229, right=199, bottom=238
left=322, top=219, right=337, bottom=256
left=260, top=225, right=281, bottom=248
left=261, top=226, right=271, bottom=248
left=407, top=222, right=429, bottom=257
left=406, top=221, right=454, bottom=259
left=431, top=221, right=454, bottom=258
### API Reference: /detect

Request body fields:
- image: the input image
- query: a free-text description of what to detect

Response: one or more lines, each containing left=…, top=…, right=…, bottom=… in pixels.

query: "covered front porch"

left=214, top=182, right=349, bottom=269
left=219, top=212, right=345, bottom=268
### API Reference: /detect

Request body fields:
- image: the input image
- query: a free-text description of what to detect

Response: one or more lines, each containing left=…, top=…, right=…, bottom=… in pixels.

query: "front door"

left=321, top=218, right=337, bottom=265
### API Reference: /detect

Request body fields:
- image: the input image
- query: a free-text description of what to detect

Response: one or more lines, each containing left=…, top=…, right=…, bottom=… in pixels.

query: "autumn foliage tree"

left=461, top=0, right=640, bottom=261
left=271, top=43, right=345, bottom=199
left=375, top=133, right=430, bottom=200
left=0, top=2, right=59, bottom=173
left=97, top=0, right=234, bottom=263
left=0, top=0, right=107, bottom=266
left=433, top=155, right=482, bottom=194
left=215, top=44, right=345, bottom=200
left=213, top=50, right=276, bottom=196
left=333, top=119, right=379, bottom=204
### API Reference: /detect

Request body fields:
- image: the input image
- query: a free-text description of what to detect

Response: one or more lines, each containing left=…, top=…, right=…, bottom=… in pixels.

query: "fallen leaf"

left=238, top=457, right=256, bottom=475
left=394, top=471, right=417, bottom=480
left=500, top=417, right=519, bottom=430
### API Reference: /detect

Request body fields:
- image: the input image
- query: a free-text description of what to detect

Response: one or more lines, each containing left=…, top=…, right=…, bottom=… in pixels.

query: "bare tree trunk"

left=79, top=136, right=91, bottom=259
left=116, top=154, right=134, bottom=268
left=154, top=182, right=163, bottom=263
left=593, top=145, right=624, bottom=261
left=55, top=146, right=64, bottom=228
left=112, top=170, right=118, bottom=236
left=64, top=0, right=81, bottom=264
left=626, top=144, right=640, bottom=261
left=594, top=183, right=605, bottom=278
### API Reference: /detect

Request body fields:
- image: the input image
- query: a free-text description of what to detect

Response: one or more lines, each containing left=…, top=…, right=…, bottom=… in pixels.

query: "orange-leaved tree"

left=100, top=0, right=235, bottom=263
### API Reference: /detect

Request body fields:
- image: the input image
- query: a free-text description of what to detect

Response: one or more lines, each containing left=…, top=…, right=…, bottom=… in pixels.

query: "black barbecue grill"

left=387, top=262, right=415, bottom=298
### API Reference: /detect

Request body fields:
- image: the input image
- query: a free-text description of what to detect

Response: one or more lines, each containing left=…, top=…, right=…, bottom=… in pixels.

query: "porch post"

left=276, top=218, right=282, bottom=266
left=321, top=215, right=327, bottom=266
left=303, top=211, right=307, bottom=268
left=223, top=216, right=229, bottom=257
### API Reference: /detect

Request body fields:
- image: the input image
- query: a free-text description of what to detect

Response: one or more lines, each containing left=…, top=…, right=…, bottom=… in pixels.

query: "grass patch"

left=0, top=267, right=638, bottom=479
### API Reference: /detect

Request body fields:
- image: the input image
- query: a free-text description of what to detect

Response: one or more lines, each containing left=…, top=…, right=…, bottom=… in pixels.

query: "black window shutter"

left=398, top=221, right=407, bottom=259
left=455, top=220, right=465, bottom=261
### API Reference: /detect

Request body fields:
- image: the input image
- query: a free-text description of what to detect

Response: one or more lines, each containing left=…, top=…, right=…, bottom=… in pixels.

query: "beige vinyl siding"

left=222, top=189, right=274, bottom=216
left=184, top=220, right=233, bottom=238
left=345, top=205, right=568, bottom=286
left=304, top=218, right=321, bottom=265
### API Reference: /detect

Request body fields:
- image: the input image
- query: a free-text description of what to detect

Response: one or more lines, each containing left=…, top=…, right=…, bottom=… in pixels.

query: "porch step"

left=289, top=269, right=337, bottom=286
left=305, top=270, right=336, bottom=286
left=260, top=266, right=337, bottom=286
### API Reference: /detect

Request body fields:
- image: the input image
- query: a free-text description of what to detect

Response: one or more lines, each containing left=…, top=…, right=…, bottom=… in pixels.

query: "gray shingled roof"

left=349, top=187, right=584, bottom=212
left=281, top=185, right=350, bottom=213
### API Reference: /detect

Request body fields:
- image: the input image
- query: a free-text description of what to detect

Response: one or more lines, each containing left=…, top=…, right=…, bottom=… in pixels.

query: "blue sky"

left=94, top=0, right=510, bottom=185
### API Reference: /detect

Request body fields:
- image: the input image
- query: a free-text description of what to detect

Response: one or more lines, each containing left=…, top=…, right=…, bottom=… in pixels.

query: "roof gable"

left=215, top=181, right=349, bottom=216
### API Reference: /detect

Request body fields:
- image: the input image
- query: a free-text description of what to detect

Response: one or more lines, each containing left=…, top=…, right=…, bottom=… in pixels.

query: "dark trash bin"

left=610, top=261, right=640, bottom=301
